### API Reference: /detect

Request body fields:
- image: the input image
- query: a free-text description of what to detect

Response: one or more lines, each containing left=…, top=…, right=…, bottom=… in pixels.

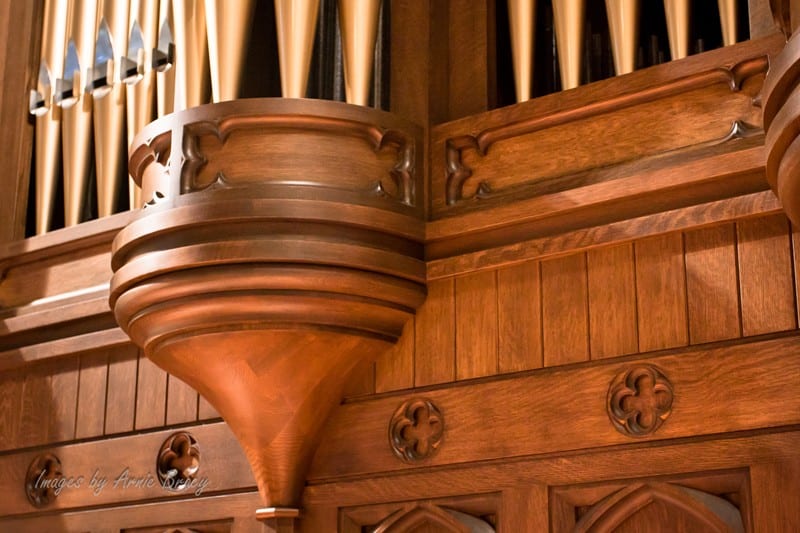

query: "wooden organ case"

left=0, top=0, right=800, bottom=531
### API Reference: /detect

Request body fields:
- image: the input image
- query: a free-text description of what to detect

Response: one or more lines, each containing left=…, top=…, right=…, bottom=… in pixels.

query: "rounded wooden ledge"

left=109, top=99, right=426, bottom=509
left=763, top=29, right=800, bottom=227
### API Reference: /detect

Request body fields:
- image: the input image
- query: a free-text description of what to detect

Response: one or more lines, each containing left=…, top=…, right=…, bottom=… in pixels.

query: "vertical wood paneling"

left=75, top=351, right=109, bottom=439
left=375, top=318, right=415, bottom=393
left=447, top=0, right=492, bottom=119
left=500, top=485, right=549, bottom=533
left=684, top=224, right=741, bottom=344
left=455, top=270, right=498, bottom=380
left=635, top=234, right=689, bottom=352
left=166, top=375, right=198, bottom=425
left=737, top=215, right=797, bottom=336
left=750, top=460, right=800, bottom=532
left=587, top=244, right=638, bottom=359
left=497, top=261, right=542, bottom=372
left=104, top=345, right=139, bottom=435
left=792, top=224, right=800, bottom=326
left=48, top=356, right=79, bottom=443
left=19, top=363, right=51, bottom=447
left=415, top=278, right=455, bottom=386
left=541, top=253, right=590, bottom=367
left=198, top=396, right=220, bottom=420
left=0, top=369, right=22, bottom=450
left=134, top=354, right=167, bottom=430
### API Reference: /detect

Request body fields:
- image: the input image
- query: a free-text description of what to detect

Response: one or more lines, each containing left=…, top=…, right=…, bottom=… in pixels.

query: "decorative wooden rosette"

left=110, top=98, right=425, bottom=510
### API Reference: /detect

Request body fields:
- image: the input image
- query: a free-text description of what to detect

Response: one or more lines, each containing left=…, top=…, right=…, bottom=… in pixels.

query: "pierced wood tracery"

left=607, top=365, right=674, bottom=437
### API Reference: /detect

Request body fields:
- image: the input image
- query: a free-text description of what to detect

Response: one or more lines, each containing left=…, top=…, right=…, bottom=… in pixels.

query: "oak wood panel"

left=375, top=318, right=415, bottom=393
left=426, top=191, right=783, bottom=280
left=0, top=492, right=263, bottom=533
left=0, top=0, right=39, bottom=243
left=541, top=254, right=589, bottom=366
left=499, top=486, right=548, bottom=533
left=737, top=214, right=797, bottom=336
left=414, top=278, right=456, bottom=387
left=455, top=270, right=498, bottom=380
left=447, top=0, right=493, bottom=120
left=497, top=261, right=542, bottom=372
left=104, top=345, right=139, bottom=435
left=48, top=355, right=79, bottom=443
left=18, top=362, right=51, bottom=448
left=0, top=328, right=131, bottom=373
left=0, top=370, right=25, bottom=450
left=75, top=351, right=109, bottom=439
left=794, top=225, right=800, bottom=325
left=587, top=244, right=638, bottom=359
left=166, top=374, right=199, bottom=425
left=134, top=354, right=167, bottom=430
left=684, top=224, right=742, bottom=344
left=750, top=460, right=800, bottom=532
left=310, top=335, right=800, bottom=479
left=305, top=429, right=800, bottom=507
left=635, top=234, right=689, bottom=352
left=0, top=422, right=255, bottom=516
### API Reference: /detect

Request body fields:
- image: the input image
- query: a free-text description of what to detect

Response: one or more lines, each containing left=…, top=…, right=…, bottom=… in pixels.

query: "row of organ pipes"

left=29, top=0, right=740, bottom=235
left=508, top=0, right=740, bottom=101
left=30, top=0, right=381, bottom=235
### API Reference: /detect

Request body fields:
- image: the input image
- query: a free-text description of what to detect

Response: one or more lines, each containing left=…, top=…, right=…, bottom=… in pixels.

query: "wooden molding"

left=113, top=99, right=426, bottom=510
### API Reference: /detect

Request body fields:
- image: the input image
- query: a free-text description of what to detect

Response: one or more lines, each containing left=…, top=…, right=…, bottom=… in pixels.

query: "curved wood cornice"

left=764, top=27, right=800, bottom=226
left=110, top=99, right=425, bottom=511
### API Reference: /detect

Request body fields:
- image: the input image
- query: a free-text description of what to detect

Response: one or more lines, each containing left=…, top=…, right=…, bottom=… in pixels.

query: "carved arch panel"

left=574, top=482, right=745, bottom=533
left=370, top=503, right=495, bottom=533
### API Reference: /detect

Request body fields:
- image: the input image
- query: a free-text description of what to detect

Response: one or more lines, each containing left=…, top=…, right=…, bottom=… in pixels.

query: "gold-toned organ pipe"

left=663, top=0, right=690, bottom=60
left=605, top=0, right=639, bottom=75
left=156, top=0, right=176, bottom=117
left=718, top=0, right=736, bottom=46
left=31, top=0, right=69, bottom=234
left=507, top=0, right=535, bottom=102
left=205, top=0, right=254, bottom=102
left=172, top=0, right=209, bottom=111
left=339, top=0, right=380, bottom=106
left=552, top=0, right=585, bottom=90
left=274, top=0, right=320, bottom=98
left=91, top=1, right=128, bottom=218
left=59, top=0, right=98, bottom=227
left=125, top=0, right=159, bottom=209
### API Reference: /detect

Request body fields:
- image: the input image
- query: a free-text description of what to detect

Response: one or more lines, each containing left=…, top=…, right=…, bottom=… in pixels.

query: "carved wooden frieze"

left=607, top=365, right=674, bottom=437
left=25, top=453, right=63, bottom=508
left=157, top=432, right=201, bottom=492
left=430, top=38, right=781, bottom=213
left=389, top=398, right=444, bottom=463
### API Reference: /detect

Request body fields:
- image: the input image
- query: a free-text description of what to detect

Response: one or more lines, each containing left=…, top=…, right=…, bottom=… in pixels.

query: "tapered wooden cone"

left=605, top=0, right=639, bottom=75
left=172, top=0, right=209, bottom=110
left=61, top=0, right=98, bottom=227
left=205, top=0, right=255, bottom=102
left=274, top=0, right=320, bottom=98
left=125, top=0, right=158, bottom=210
left=92, top=3, right=129, bottom=218
left=552, top=0, right=584, bottom=90
left=339, top=0, right=380, bottom=105
left=32, top=0, right=69, bottom=234
left=718, top=0, right=736, bottom=46
left=156, top=0, right=176, bottom=117
left=664, top=0, right=689, bottom=60
left=507, top=0, right=535, bottom=102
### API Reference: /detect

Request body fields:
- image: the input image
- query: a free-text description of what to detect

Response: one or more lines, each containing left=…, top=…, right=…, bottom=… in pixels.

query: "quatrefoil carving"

left=389, top=398, right=444, bottom=463
left=607, top=365, right=674, bottom=437
left=157, top=432, right=201, bottom=491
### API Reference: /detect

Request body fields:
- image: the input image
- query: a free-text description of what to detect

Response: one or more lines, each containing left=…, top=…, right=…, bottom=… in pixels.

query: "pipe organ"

left=26, top=0, right=749, bottom=237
